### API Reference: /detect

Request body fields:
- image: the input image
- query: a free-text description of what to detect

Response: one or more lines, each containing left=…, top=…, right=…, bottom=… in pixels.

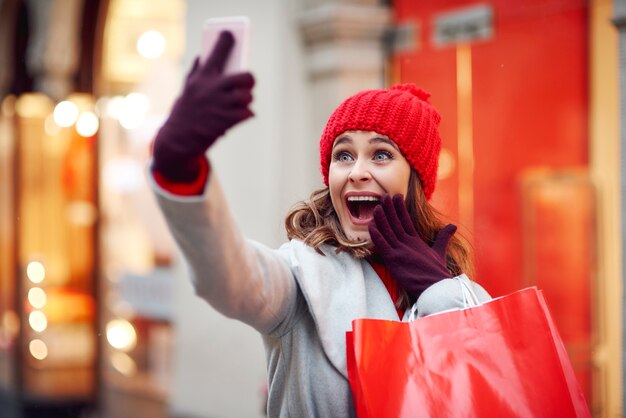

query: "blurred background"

left=0, top=0, right=621, bottom=417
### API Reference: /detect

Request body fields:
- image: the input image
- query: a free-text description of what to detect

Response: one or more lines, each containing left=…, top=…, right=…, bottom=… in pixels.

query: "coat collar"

left=286, top=240, right=399, bottom=378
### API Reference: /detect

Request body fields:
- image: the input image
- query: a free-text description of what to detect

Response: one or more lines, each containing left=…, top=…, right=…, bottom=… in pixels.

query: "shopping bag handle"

left=407, top=275, right=481, bottom=321
left=459, top=276, right=481, bottom=308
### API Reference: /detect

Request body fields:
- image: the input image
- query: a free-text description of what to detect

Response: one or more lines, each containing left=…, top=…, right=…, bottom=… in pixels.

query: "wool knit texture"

left=319, top=83, right=442, bottom=200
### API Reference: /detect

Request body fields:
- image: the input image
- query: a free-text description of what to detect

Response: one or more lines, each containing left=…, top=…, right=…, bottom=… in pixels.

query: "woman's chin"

left=347, top=232, right=373, bottom=246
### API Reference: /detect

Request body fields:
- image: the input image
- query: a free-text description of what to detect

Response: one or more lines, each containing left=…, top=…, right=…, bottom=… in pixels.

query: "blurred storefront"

left=0, top=1, right=104, bottom=416
left=0, top=0, right=622, bottom=417
left=388, top=1, right=620, bottom=416
left=0, top=0, right=185, bottom=417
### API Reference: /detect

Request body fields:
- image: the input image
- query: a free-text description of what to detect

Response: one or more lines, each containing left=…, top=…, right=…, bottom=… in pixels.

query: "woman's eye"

left=333, top=151, right=353, bottom=162
left=374, top=150, right=393, bottom=161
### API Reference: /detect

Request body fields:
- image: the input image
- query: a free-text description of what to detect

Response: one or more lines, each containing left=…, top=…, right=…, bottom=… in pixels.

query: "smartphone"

left=201, top=16, right=250, bottom=74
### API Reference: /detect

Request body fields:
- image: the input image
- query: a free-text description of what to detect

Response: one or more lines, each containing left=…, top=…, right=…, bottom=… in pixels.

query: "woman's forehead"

left=332, top=130, right=390, bottom=144
left=332, top=131, right=397, bottom=149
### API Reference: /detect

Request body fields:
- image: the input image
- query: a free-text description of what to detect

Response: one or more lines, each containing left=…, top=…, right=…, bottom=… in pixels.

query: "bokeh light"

left=29, top=339, right=48, bottom=360
left=28, top=311, right=48, bottom=333
left=106, top=319, right=137, bottom=351
left=119, top=93, right=150, bottom=129
left=1, top=310, right=19, bottom=339
left=28, top=287, right=47, bottom=309
left=103, top=157, right=144, bottom=194
left=137, top=30, right=166, bottom=59
left=26, top=261, right=45, bottom=284
left=105, top=96, right=125, bottom=120
left=76, top=111, right=99, bottom=137
left=53, top=100, right=79, bottom=127
left=110, top=352, right=137, bottom=376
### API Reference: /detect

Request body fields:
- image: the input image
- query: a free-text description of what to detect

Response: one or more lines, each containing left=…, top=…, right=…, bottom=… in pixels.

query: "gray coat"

left=151, top=171, right=491, bottom=417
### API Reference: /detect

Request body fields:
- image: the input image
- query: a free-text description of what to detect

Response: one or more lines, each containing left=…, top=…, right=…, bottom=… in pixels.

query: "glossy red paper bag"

left=346, top=287, right=590, bottom=418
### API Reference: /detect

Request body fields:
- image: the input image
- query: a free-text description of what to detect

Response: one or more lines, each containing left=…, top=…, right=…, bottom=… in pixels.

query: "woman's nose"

left=348, top=159, right=372, bottom=182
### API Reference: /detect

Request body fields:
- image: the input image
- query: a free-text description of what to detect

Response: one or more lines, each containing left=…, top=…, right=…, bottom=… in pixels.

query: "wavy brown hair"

left=285, top=170, right=474, bottom=308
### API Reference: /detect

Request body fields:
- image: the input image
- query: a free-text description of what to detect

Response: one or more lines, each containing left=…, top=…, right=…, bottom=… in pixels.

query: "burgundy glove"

left=152, top=31, right=255, bottom=182
left=368, top=194, right=457, bottom=299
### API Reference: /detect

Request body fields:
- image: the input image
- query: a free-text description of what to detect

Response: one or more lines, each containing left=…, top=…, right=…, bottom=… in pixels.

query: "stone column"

left=25, top=0, right=85, bottom=100
left=298, top=0, right=391, bottom=138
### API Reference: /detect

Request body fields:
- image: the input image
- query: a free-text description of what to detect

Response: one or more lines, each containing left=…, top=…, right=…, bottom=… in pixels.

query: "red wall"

left=392, top=0, right=592, bottom=400
left=392, top=0, right=588, bottom=296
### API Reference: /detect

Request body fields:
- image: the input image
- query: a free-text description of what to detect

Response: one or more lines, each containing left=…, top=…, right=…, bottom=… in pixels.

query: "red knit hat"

left=319, top=83, right=442, bottom=200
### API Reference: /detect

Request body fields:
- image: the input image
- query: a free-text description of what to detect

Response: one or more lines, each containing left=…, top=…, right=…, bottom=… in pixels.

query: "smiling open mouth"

left=347, top=196, right=380, bottom=220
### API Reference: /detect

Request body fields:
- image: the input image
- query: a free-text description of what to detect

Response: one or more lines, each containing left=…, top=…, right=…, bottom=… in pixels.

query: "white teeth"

left=347, top=196, right=379, bottom=202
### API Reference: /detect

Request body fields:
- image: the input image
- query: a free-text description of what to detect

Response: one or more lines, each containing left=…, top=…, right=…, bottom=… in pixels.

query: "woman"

left=150, top=31, right=490, bottom=417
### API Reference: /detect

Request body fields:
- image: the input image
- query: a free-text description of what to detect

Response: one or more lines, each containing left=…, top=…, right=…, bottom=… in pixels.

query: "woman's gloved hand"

left=152, top=31, right=255, bottom=182
left=368, top=194, right=457, bottom=299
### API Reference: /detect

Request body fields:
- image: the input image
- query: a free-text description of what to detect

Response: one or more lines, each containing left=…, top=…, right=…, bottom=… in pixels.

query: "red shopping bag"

left=346, top=287, right=590, bottom=418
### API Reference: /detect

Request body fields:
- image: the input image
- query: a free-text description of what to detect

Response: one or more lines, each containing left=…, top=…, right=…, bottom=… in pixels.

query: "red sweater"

left=368, top=259, right=403, bottom=319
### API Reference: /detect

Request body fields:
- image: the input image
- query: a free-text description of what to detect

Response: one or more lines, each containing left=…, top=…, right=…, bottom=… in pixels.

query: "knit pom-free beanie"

left=319, top=83, right=442, bottom=200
